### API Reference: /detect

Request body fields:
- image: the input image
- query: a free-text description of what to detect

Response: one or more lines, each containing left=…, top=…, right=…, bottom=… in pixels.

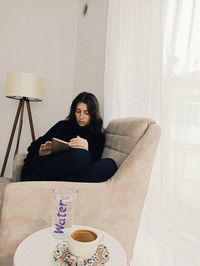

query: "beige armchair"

left=0, top=117, right=161, bottom=266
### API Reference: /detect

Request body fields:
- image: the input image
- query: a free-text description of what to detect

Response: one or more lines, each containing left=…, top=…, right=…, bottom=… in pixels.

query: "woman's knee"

left=90, top=158, right=118, bottom=182
left=101, top=158, right=118, bottom=176
left=67, top=149, right=92, bottom=165
left=75, top=158, right=118, bottom=182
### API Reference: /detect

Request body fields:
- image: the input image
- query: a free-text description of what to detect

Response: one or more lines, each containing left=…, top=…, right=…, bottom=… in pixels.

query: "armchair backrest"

left=102, top=117, right=155, bottom=167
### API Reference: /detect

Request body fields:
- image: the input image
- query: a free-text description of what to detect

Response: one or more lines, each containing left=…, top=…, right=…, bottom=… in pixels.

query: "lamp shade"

left=5, top=72, right=44, bottom=101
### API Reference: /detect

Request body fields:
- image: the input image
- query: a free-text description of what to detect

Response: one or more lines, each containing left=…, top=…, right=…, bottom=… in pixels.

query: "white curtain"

left=104, top=0, right=200, bottom=265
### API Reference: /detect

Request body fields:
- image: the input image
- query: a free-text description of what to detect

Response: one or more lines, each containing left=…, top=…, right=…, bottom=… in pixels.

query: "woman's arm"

left=88, top=133, right=105, bottom=161
left=39, top=141, right=52, bottom=156
left=69, top=136, right=89, bottom=150
left=26, top=121, right=66, bottom=158
left=67, top=133, right=105, bottom=161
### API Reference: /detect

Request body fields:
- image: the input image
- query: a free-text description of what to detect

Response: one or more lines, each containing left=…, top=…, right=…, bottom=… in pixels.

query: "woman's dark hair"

left=66, top=91, right=103, bottom=133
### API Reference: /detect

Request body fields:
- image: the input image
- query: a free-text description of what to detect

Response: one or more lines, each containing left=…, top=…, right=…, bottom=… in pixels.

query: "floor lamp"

left=1, top=72, right=44, bottom=177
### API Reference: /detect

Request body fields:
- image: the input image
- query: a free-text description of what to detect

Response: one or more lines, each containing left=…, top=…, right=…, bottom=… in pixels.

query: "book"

left=51, top=137, right=70, bottom=153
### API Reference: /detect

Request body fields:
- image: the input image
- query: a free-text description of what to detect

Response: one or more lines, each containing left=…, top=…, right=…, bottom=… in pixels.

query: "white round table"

left=13, top=225, right=127, bottom=266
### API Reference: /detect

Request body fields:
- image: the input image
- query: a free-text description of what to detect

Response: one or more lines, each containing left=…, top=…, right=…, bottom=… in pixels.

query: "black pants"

left=21, top=149, right=117, bottom=182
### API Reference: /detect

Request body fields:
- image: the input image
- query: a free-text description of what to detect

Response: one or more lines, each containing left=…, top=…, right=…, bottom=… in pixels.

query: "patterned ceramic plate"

left=53, top=240, right=110, bottom=266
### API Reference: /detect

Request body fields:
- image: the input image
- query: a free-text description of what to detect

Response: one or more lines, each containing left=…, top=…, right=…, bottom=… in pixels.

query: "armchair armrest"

left=0, top=180, right=110, bottom=265
left=12, top=153, right=26, bottom=182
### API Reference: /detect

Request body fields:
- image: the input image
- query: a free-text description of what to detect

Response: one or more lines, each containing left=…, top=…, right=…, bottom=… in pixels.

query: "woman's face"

left=75, top=102, right=91, bottom=127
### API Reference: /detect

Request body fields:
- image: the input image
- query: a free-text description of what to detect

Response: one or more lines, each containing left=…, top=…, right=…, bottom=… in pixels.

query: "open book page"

left=51, top=138, right=70, bottom=153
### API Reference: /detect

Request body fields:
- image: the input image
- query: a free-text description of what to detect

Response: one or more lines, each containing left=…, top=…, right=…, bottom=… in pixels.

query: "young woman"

left=21, top=92, right=117, bottom=182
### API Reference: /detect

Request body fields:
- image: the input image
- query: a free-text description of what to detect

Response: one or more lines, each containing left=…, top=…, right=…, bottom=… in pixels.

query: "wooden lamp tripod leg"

left=0, top=100, right=23, bottom=177
left=26, top=100, right=36, bottom=141
left=1, top=99, right=37, bottom=177
left=14, top=100, right=25, bottom=156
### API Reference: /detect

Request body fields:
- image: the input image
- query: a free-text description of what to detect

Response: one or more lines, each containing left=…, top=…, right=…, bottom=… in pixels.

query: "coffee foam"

left=71, top=230, right=97, bottom=242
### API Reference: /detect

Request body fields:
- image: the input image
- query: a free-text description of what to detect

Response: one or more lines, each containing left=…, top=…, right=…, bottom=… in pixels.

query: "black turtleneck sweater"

left=25, top=120, right=105, bottom=162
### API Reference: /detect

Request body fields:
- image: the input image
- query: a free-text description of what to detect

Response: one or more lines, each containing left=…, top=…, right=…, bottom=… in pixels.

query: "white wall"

left=73, top=0, right=108, bottom=115
left=0, top=0, right=108, bottom=178
left=0, top=0, right=79, bottom=177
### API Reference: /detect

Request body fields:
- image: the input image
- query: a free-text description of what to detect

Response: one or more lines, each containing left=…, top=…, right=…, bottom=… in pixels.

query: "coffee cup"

left=68, top=228, right=102, bottom=259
